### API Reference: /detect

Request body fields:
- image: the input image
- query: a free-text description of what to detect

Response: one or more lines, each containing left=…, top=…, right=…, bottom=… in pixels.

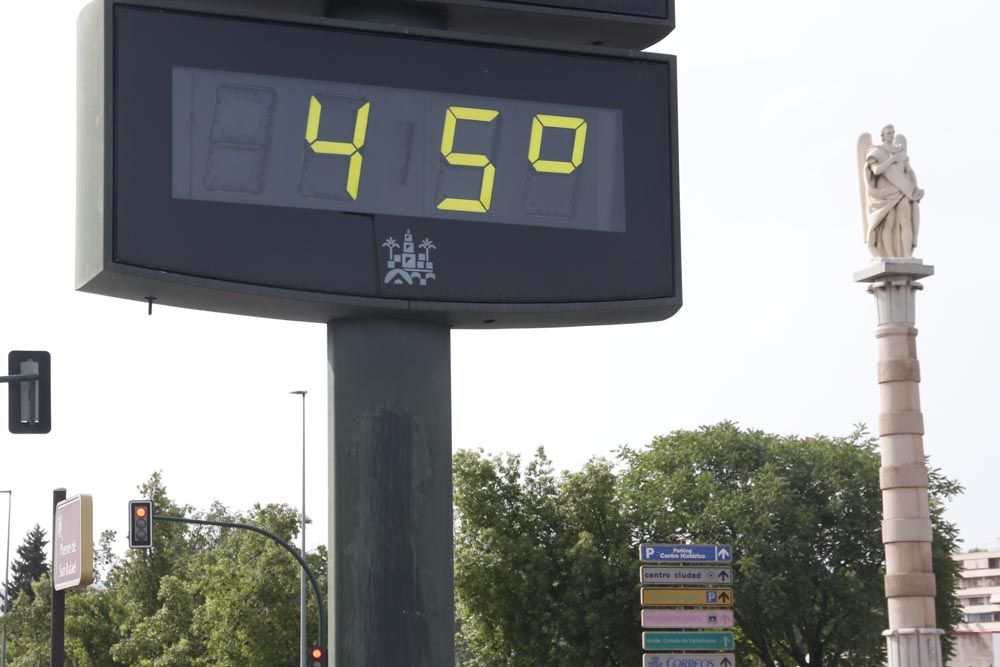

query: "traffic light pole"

left=153, top=514, right=325, bottom=648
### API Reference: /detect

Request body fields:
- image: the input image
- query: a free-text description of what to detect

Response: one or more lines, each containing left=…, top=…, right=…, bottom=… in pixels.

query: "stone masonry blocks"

left=883, top=518, right=933, bottom=543
left=879, top=411, right=925, bottom=436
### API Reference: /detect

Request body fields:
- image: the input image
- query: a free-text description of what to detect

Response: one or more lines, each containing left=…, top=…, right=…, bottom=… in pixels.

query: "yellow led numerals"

left=305, top=96, right=371, bottom=200
left=529, top=114, right=588, bottom=174
left=437, top=106, right=500, bottom=213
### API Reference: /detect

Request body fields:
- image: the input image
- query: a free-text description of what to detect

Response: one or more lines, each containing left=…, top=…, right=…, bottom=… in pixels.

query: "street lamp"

left=289, top=390, right=307, bottom=667
left=1, top=489, right=12, bottom=667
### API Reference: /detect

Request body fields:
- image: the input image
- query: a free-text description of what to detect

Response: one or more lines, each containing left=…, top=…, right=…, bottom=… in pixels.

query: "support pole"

left=51, top=488, right=66, bottom=667
left=1, top=489, right=11, bottom=667
left=855, top=259, right=944, bottom=667
left=327, top=320, right=454, bottom=666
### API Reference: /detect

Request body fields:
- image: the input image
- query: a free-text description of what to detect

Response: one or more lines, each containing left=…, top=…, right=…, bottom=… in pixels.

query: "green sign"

left=642, top=631, right=735, bottom=652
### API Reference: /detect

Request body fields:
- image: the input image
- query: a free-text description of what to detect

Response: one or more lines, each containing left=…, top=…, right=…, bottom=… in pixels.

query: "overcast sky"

left=1, top=0, right=998, bottom=570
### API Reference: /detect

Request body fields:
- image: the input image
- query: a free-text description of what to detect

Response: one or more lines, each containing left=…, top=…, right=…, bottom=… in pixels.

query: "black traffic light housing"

left=129, top=500, right=153, bottom=548
left=7, top=351, right=51, bottom=434
left=309, top=646, right=327, bottom=667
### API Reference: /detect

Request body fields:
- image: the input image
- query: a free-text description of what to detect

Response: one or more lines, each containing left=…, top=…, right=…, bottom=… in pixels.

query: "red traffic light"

left=309, top=646, right=327, bottom=666
left=129, top=499, right=153, bottom=548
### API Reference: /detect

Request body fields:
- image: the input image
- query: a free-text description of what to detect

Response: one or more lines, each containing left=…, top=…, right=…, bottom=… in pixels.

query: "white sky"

left=1, top=0, right=998, bottom=568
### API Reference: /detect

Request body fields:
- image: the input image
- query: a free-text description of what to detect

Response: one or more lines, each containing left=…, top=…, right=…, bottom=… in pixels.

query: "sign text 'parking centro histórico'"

left=639, top=544, right=732, bottom=563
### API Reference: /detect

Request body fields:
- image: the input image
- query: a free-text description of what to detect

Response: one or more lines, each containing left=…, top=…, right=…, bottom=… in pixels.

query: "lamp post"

left=1, top=489, right=11, bottom=667
left=290, top=391, right=307, bottom=667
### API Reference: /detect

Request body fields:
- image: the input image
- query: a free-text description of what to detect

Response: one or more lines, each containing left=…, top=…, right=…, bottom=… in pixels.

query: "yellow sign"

left=640, top=587, right=733, bottom=606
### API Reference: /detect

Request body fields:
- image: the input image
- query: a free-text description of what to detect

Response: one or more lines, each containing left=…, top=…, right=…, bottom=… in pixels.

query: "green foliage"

left=928, top=465, right=964, bottom=661
left=2, top=524, right=49, bottom=611
left=2, top=574, right=53, bottom=666
left=455, top=423, right=964, bottom=667
left=454, top=448, right=640, bottom=666
left=621, top=423, right=887, bottom=666
left=1, top=473, right=326, bottom=666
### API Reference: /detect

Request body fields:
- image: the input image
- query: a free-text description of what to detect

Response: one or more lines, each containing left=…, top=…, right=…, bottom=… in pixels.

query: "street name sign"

left=53, top=494, right=94, bottom=591
left=642, top=609, right=734, bottom=629
left=643, top=653, right=735, bottom=667
left=642, top=631, right=735, bottom=651
left=641, top=566, right=732, bottom=585
left=641, top=588, right=733, bottom=606
left=77, top=0, right=681, bottom=328
left=640, top=544, right=732, bottom=563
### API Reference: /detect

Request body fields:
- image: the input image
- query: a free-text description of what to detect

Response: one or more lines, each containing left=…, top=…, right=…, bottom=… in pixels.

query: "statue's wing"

left=857, top=133, right=873, bottom=242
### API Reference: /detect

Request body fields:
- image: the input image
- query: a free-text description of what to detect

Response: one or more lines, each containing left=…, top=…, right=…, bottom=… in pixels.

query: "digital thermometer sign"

left=77, top=1, right=680, bottom=327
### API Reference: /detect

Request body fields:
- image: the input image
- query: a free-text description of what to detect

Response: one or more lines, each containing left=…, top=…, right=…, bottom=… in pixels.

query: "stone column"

left=855, top=259, right=944, bottom=667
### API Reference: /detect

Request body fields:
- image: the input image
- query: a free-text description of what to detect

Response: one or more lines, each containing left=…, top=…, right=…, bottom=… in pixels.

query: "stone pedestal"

left=855, top=259, right=943, bottom=667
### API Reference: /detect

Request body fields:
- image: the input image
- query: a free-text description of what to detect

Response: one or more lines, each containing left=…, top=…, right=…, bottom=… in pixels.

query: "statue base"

left=854, top=260, right=935, bottom=327
left=884, top=628, right=944, bottom=667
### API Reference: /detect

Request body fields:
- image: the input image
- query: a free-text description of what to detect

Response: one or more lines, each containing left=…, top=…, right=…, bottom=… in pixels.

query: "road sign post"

left=640, top=544, right=732, bottom=563
left=639, top=544, right=735, bottom=664
left=642, top=631, right=735, bottom=652
left=641, top=588, right=733, bottom=606
left=641, top=566, right=732, bottom=585
left=644, top=653, right=735, bottom=667
left=642, top=609, right=734, bottom=629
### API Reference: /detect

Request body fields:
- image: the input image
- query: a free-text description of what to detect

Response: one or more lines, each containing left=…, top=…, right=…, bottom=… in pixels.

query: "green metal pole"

left=153, top=515, right=325, bottom=647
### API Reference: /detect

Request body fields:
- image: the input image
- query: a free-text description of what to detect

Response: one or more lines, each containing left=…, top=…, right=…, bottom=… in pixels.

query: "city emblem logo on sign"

left=383, top=229, right=437, bottom=286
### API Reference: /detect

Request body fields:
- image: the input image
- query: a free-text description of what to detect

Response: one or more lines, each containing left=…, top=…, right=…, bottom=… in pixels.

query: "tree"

left=454, top=423, right=963, bottom=667
left=190, top=503, right=311, bottom=667
left=2, top=524, right=49, bottom=611
left=454, top=448, right=640, bottom=666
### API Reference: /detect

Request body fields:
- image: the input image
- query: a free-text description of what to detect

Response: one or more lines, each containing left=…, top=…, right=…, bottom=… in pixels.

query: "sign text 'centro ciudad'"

left=641, top=565, right=732, bottom=584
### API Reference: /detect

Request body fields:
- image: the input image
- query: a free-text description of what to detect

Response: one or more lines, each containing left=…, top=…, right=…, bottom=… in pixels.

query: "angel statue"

left=857, top=124, right=925, bottom=258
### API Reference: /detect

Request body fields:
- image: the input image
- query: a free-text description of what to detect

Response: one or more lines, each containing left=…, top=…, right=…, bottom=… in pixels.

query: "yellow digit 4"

left=305, top=96, right=371, bottom=200
left=438, top=106, right=500, bottom=213
left=528, top=114, right=588, bottom=174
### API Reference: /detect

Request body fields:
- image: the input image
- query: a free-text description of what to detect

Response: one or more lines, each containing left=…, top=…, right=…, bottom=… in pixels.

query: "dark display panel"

left=172, top=67, right=625, bottom=232
left=98, top=5, right=678, bottom=322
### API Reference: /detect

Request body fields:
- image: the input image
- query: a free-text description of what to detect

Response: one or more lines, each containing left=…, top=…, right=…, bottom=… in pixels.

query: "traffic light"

left=129, top=499, right=153, bottom=548
left=7, top=351, right=51, bottom=434
left=308, top=646, right=327, bottom=667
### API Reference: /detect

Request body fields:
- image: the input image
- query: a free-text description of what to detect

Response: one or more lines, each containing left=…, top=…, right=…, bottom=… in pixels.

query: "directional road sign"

left=640, top=544, right=732, bottom=563
left=643, top=653, right=735, bottom=667
left=642, top=609, right=734, bottom=629
left=641, top=566, right=732, bottom=585
left=642, top=631, right=735, bottom=651
left=641, top=587, right=733, bottom=606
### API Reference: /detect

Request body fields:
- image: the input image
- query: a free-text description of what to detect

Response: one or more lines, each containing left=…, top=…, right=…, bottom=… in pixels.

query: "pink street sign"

left=642, top=609, right=734, bottom=629
left=53, top=494, right=94, bottom=591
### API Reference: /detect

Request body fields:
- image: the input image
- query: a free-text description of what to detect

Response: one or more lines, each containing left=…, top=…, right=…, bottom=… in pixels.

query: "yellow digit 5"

left=305, top=96, right=371, bottom=200
left=437, top=106, right=500, bottom=213
left=528, top=114, right=588, bottom=174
